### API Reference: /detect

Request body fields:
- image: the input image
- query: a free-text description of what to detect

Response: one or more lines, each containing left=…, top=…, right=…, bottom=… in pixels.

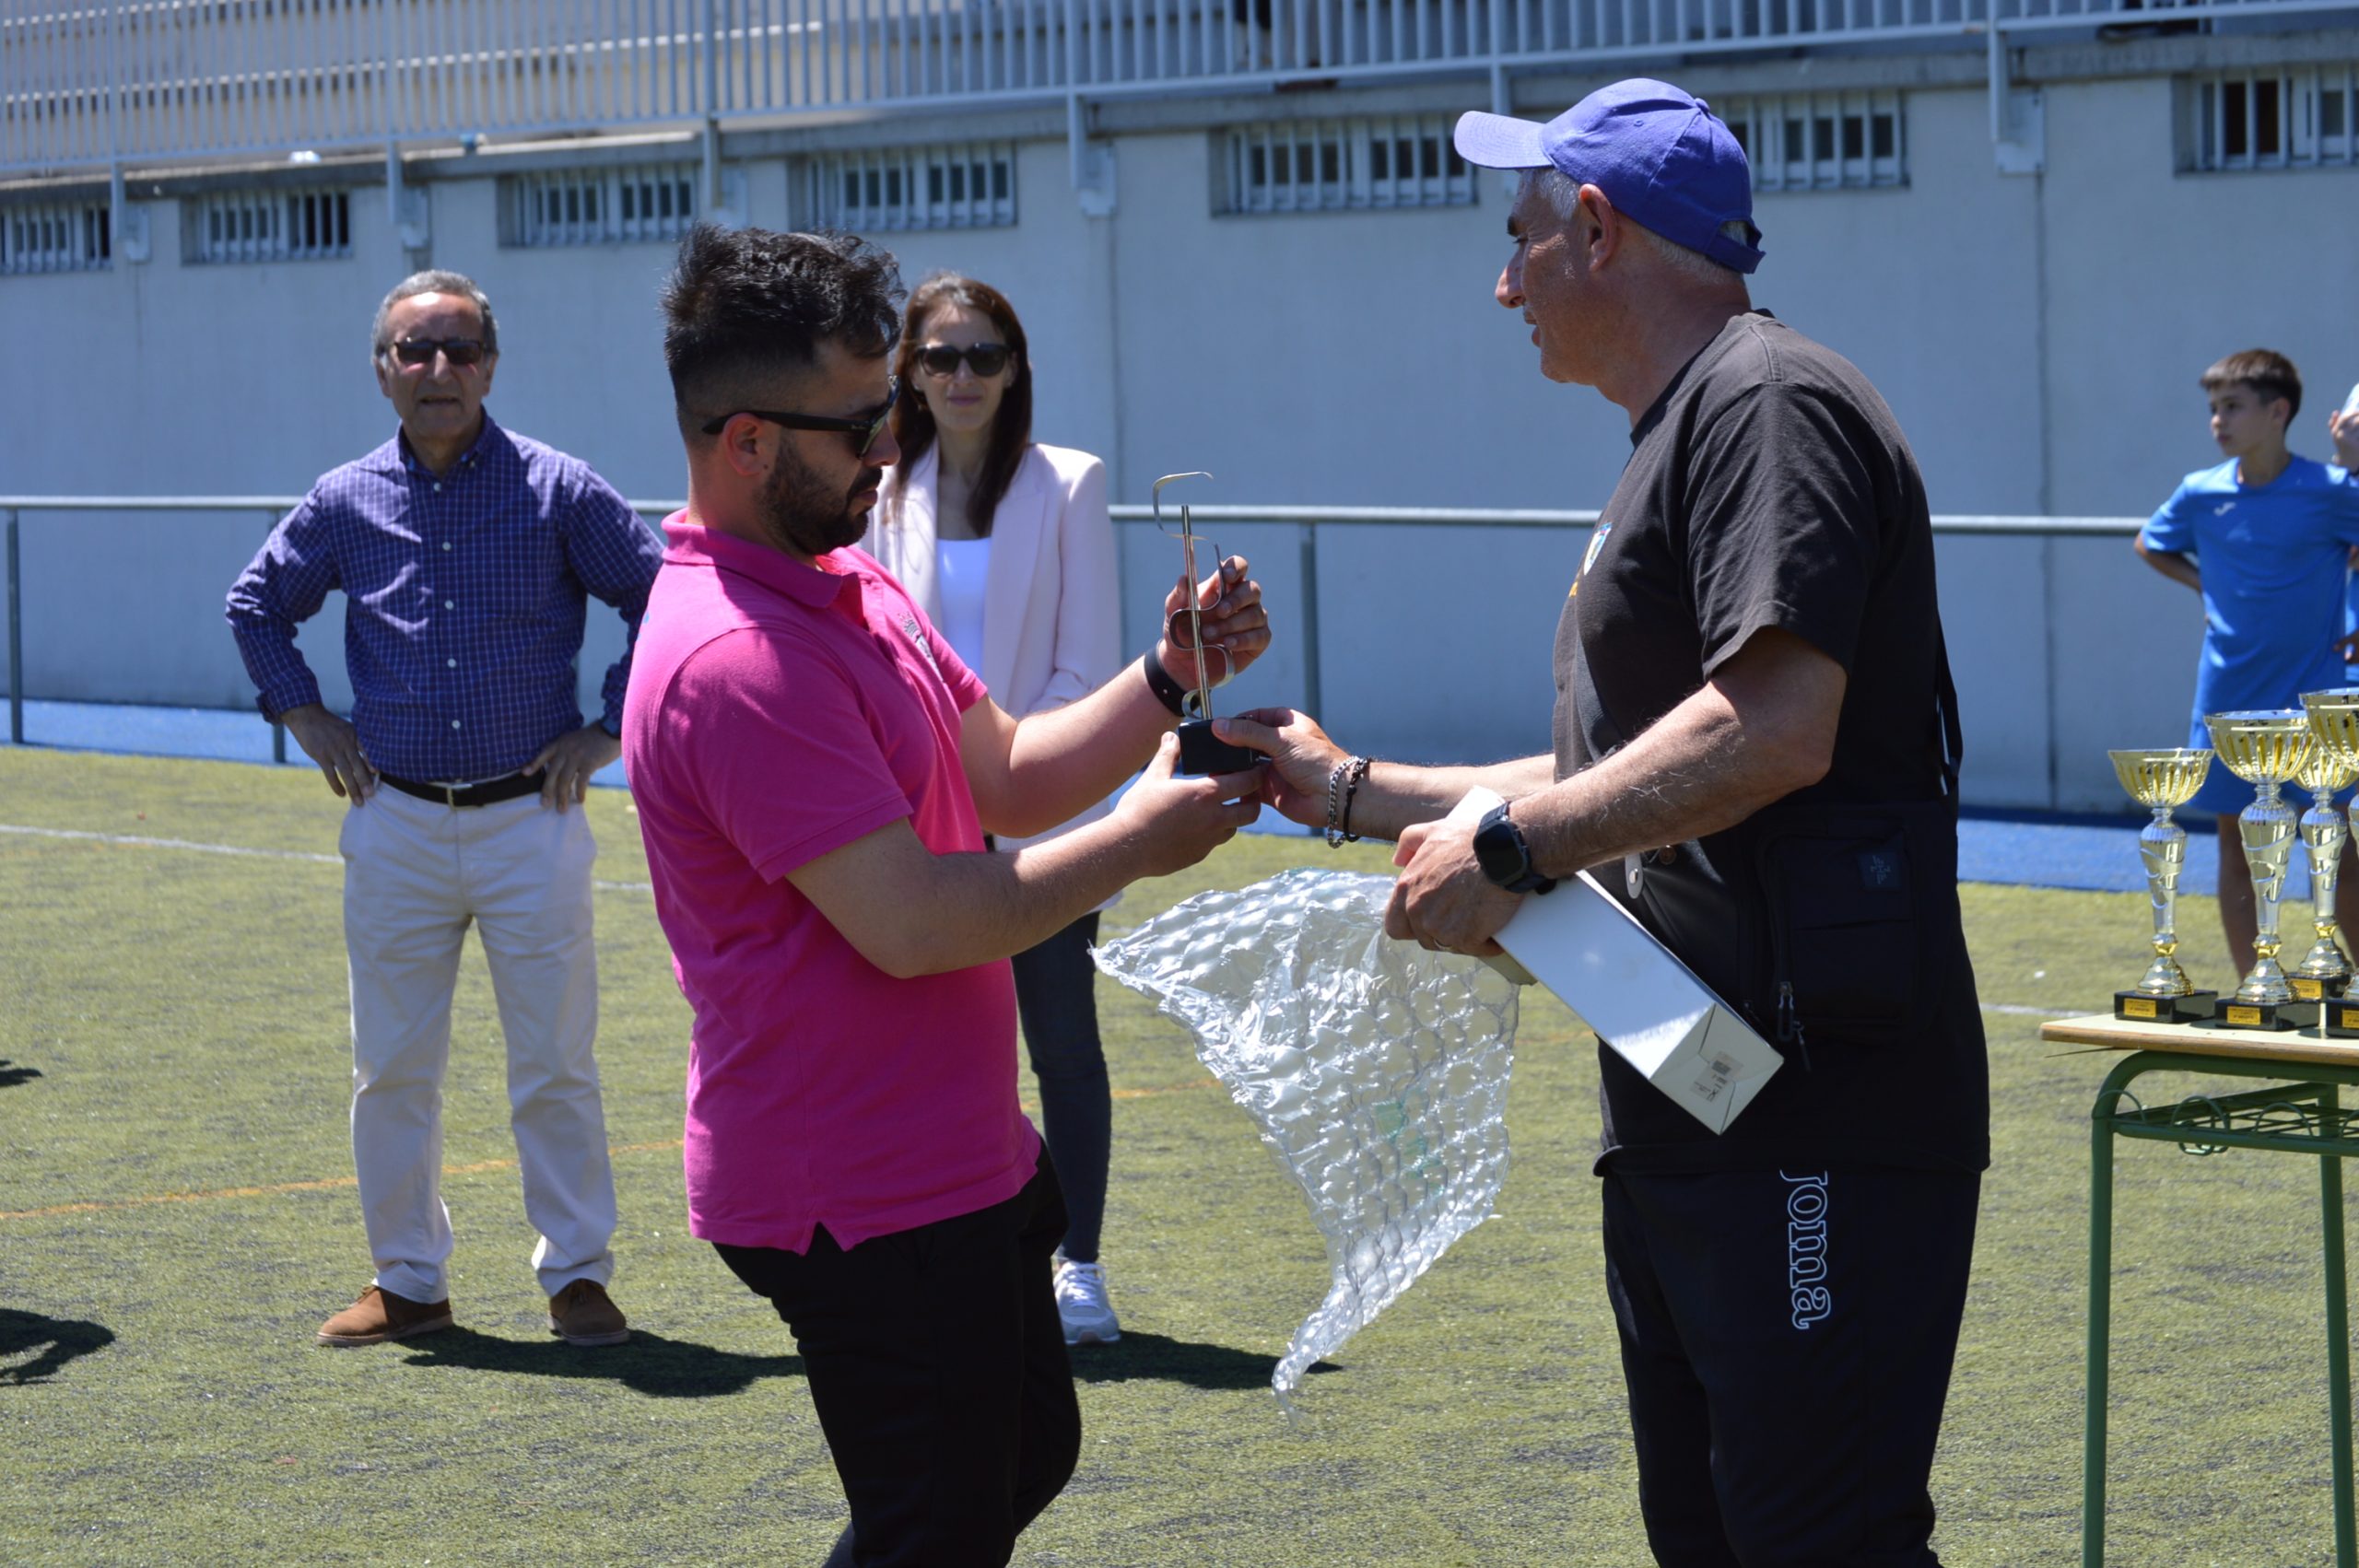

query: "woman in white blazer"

left=868, top=274, right=1128, bottom=1347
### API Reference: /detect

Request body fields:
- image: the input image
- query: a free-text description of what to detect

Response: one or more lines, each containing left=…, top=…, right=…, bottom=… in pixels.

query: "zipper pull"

left=1777, top=981, right=1813, bottom=1071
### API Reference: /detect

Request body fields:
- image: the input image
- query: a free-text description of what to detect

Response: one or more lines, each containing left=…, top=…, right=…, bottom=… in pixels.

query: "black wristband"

left=1143, top=655, right=1193, bottom=719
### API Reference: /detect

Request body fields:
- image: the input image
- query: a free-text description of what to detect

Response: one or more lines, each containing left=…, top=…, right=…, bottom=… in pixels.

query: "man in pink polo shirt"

left=627, top=226, right=1271, bottom=1568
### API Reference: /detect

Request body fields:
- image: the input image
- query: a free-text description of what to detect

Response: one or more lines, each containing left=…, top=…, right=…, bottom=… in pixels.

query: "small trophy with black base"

left=2205, top=709, right=2318, bottom=1030
left=2107, top=747, right=2216, bottom=1022
left=1152, top=471, right=1260, bottom=777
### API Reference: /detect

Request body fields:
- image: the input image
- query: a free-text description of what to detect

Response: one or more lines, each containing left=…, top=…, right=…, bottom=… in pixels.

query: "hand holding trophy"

left=2108, top=748, right=2215, bottom=1022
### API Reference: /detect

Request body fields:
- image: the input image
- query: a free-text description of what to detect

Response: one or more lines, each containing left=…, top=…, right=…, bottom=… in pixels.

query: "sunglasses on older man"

left=699, top=379, right=899, bottom=460
left=384, top=337, right=491, bottom=368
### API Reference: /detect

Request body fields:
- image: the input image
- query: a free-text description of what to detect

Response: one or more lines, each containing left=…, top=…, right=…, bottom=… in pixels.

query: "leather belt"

left=377, top=771, right=542, bottom=809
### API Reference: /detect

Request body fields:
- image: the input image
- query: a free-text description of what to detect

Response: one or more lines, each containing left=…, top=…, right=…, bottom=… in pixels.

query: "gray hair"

left=1520, top=167, right=1750, bottom=287
left=370, top=269, right=499, bottom=359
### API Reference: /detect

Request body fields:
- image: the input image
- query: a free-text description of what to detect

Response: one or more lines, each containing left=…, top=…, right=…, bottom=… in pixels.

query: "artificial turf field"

left=0, top=746, right=2350, bottom=1566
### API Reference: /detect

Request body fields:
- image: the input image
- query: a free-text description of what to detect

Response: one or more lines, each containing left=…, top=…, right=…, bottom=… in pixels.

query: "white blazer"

left=869, top=441, right=1121, bottom=851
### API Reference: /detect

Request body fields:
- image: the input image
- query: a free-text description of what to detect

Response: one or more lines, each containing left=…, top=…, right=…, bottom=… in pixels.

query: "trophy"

left=2288, top=745, right=2357, bottom=1001
left=1151, top=471, right=1259, bottom=776
left=2107, top=748, right=2215, bottom=1022
left=2300, top=687, right=2359, bottom=1036
left=2204, top=709, right=2318, bottom=1029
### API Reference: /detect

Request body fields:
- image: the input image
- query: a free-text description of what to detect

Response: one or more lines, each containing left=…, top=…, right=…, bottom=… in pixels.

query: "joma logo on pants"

left=1782, top=1170, right=1832, bottom=1330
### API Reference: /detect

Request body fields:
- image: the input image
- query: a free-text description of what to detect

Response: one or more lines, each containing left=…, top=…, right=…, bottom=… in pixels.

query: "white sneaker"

left=1052, top=1255, right=1121, bottom=1345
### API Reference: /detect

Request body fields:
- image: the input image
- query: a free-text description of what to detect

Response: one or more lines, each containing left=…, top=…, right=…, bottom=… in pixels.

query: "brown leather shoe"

left=549, top=1279, right=629, bottom=1346
left=316, top=1284, right=453, bottom=1347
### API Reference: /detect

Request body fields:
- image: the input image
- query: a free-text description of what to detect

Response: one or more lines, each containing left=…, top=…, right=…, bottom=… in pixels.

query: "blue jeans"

left=1010, top=912, right=1109, bottom=1262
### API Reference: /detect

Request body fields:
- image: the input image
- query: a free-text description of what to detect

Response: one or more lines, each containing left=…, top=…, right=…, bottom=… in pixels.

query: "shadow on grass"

left=0, top=1308, right=115, bottom=1384
left=1067, top=1329, right=1336, bottom=1391
left=0, top=1059, right=43, bottom=1089
left=397, top=1327, right=803, bottom=1397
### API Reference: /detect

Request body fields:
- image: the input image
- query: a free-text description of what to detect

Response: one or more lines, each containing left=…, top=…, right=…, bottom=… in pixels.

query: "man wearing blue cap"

left=1222, top=78, right=1986, bottom=1566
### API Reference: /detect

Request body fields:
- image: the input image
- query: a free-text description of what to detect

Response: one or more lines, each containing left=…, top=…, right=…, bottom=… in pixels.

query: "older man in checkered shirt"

left=226, top=270, right=663, bottom=1350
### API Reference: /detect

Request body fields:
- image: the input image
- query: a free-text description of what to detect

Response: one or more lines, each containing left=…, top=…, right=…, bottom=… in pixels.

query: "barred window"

left=1, top=202, right=110, bottom=275
left=1219, top=116, right=1473, bottom=214
left=188, top=189, right=351, bottom=263
left=2190, top=67, right=2359, bottom=170
left=504, top=163, right=700, bottom=247
left=811, top=143, right=1016, bottom=231
left=1717, top=92, right=1906, bottom=192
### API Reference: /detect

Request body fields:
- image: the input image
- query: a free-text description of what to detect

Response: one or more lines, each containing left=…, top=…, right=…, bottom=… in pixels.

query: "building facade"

left=4, top=2, right=2357, bottom=806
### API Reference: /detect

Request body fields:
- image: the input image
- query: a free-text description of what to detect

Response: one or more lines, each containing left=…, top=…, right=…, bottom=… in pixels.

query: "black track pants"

left=1602, top=1164, right=1980, bottom=1568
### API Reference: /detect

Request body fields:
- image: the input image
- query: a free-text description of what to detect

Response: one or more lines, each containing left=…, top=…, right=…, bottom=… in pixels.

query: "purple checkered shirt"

left=226, top=415, right=663, bottom=782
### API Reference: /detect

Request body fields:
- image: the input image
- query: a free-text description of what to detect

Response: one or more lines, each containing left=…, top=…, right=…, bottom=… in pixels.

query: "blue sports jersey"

left=2142, top=455, right=2359, bottom=810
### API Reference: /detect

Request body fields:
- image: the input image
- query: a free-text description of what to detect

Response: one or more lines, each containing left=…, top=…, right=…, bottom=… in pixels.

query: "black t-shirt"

left=1555, top=311, right=1989, bottom=1175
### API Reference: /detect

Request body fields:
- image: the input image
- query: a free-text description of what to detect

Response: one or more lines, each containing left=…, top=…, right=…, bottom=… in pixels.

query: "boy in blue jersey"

left=2136, top=348, right=2359, bottom=972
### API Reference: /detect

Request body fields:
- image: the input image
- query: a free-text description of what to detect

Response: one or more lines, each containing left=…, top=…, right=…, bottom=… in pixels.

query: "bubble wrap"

left=1093, top=867, right=1520, bottom=1403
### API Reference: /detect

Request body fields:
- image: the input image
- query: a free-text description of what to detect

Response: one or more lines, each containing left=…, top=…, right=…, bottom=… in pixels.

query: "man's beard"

left=757, top=443, right=882, bottom=559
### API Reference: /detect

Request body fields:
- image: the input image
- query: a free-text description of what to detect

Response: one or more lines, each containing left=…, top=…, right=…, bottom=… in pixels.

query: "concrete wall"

left=5, top=63, right=2354, bottom=809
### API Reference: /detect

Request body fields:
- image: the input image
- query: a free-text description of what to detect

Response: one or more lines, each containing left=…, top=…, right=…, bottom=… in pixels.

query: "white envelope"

left=1444, top=789, right=1783, bottom=1133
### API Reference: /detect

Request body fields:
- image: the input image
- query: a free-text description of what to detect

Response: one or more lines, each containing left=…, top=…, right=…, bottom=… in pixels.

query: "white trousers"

left=339, top=787, right=617, bottom=1303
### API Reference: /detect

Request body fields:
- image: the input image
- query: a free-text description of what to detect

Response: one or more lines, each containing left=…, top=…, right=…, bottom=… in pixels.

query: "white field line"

left=0, top=822, right=653, bottom=892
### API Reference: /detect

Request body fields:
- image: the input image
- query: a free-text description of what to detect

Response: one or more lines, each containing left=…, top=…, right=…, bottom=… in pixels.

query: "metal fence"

left=4, top=0, right=2342, bottom=176
left=0, top=495, right=2143, bottom=778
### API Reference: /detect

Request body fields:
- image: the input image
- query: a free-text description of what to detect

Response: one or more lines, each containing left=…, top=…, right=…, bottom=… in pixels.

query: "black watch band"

left=1143, top=655, right=1196, bottom=719
left=1474, top=803, right=1557, bottom=895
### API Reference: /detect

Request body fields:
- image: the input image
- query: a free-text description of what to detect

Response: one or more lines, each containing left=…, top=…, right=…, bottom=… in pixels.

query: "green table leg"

left=2085, top=1062, right=2130, bottom=1568
left=2325, top=1085, right=2354, bottom=1568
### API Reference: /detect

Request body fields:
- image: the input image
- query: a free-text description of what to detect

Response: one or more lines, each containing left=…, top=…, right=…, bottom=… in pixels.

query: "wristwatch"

left=1473, top=803, right=1556, bottom=895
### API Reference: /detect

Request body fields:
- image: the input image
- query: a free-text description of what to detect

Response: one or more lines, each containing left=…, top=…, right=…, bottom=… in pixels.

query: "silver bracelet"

left=1324, top=755, right=1370, bottom=848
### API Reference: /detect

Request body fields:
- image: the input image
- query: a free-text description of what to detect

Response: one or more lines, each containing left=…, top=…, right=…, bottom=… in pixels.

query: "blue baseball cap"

left=1453, top=78, right=1765, bottom=275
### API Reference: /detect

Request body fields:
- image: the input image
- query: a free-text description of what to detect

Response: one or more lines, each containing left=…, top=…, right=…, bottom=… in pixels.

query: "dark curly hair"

left=660, top=224, right=904, bottom=440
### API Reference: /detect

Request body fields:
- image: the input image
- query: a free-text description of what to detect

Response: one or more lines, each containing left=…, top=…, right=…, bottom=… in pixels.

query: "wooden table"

left=2044, top=1012, right=2359, bottom=1567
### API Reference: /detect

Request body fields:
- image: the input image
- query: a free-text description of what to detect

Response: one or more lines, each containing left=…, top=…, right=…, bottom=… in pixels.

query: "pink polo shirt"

left=622, top=517, right=1036, bottom=1253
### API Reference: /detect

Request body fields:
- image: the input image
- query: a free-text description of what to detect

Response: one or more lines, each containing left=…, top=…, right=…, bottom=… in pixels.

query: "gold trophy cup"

left=2108, top=748, right=2216, bottom=1022
left=2300, top=687, right=2359, bottom=1035
left=2289, top=746, right=2357, bottom=1001
left=2205, top=709, right=2318, bottom=1028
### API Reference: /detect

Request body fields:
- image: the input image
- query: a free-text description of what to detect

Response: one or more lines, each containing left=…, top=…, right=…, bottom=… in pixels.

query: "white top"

left=933, top=535, right=992, bottom=676
left=865, top=442, right=1119, bottom=855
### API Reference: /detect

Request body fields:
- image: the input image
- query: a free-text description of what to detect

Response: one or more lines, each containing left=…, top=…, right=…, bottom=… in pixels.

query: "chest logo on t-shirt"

left=2213, top=501, right=2237, bottom=516
left=898, top=614, right=943, bottom=679
left=1572, top=521, right=1614, bottom=600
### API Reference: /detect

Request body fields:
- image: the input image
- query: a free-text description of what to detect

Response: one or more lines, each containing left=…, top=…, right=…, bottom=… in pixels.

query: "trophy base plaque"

left=1177, top=719, right=1262, bottom=777
left=2325, top=999, right=2359, bottom=1038
left=2212, top=996, right=2320, bottom=1031
left=2290, top=974, right=2352, bottom=1001
left=2115, top=989, right=2216, bottom=1024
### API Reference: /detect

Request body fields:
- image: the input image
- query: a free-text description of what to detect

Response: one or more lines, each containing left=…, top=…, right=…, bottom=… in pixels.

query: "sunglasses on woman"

left=384, top=337, right=491, bottom=368
left=915, top=342, right=1012, bottom=379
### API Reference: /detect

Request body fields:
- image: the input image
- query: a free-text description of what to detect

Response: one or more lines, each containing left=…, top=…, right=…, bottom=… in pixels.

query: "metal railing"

left=5, top=0, right=2348, bottom=177
left=0, top=494, right=2142, bottom=756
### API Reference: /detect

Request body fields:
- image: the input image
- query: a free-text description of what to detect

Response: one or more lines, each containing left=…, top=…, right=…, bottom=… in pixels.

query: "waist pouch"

left=1624, top=795, right=1960, bottom=1053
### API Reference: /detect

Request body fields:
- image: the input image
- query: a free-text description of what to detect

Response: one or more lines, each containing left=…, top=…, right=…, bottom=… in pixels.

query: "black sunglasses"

left=915, top=342, right=1011, bottom=379
left=384, top=337, right=490, bottom=368
left=700, top=380, right=899, bottom=460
